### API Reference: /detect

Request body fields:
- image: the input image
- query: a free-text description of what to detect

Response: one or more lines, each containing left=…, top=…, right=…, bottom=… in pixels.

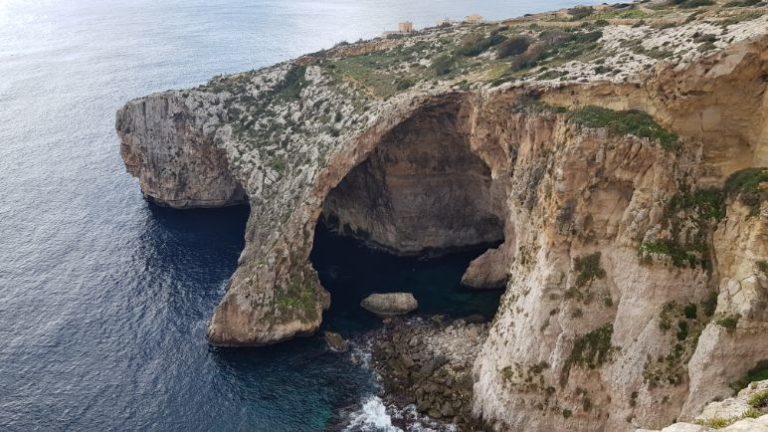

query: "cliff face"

left=117, top=3, right=768, bottom=430
left=117, top=93, right=246, bottom=208
left=321, top=98, right=505, bottom=255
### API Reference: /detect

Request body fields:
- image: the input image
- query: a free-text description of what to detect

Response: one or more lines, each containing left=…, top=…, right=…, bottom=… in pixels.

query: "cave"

left=310, top=99, right=506, bottom=328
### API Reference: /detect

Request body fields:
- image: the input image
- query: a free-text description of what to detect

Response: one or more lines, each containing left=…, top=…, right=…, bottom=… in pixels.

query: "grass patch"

left=560, top=324, right=615, bottom=386
left=724, top=0, right=762, bottom=6
left=716, top=314, right=741, bottom=333
left=573, top=252, right=606, bottom=288
left=431, top=54, right=455, bottom=76
left=666, top=188, right=726, bottom=222
left=748, top=389, right=768, bottom=408
left=497, top=35, right=532, bottom=59
left=273, top=65, right=307, bottom=101
left=456, top=32, right=506, bottom=57
left=724, top=168, right=768, bottom=216
left=568, top=106, right=680, bottom=151
left=674, top=0, right=715, bottom=8
left=758, top=260, right=768, bottom=274
left=509, top=29, right=603, bottom=72
left=731, top=360, right=768, bottom=391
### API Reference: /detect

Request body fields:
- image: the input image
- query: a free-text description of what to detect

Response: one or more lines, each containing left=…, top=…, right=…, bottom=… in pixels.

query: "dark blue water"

left=313, top=223, right=502, bottom=335
left=0, top=0, right=590, bottom=430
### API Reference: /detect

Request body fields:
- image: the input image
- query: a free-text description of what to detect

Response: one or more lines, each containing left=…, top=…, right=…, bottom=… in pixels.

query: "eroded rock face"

left=640, top=379, right=768, bottom=431
left=117, top=93, right=247, bottom=208
left=116, top=12, right=768, bottom=432
left=321, top=100, right=504, bottom=255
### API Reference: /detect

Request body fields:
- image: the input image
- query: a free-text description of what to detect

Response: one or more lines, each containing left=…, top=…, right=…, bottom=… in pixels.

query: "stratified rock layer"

left=117, top=4, right=768, bottom=431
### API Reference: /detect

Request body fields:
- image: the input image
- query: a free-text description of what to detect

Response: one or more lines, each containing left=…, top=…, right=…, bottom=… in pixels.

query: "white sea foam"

left=344, top=396, right=402, bottom=432
left=343, top=396, right=457, bottom=432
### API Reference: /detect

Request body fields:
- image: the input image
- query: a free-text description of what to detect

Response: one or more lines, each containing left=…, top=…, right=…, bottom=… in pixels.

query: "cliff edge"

left=117, top=1, right=768, bottom=430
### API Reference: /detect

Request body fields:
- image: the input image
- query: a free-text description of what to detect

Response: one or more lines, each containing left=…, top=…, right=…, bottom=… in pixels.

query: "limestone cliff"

left=117, top=2, right=768, bottom=430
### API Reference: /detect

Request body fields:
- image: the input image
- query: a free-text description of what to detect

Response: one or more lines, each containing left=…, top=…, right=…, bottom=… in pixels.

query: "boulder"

left=361, top=293, right=418, bottom=317
left=460, top=247, right=508, bottom=289
left=323, top=331, right=349, bottom=353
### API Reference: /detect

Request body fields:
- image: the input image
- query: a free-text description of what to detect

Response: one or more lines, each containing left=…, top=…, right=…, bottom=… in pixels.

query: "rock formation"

left=370, top=317, right=488, bottom=429
left=639, top=379, right=768, bottom=431
left=117, top=1, right=768, bottom=430
left=361, top=293, right=418, bottom=317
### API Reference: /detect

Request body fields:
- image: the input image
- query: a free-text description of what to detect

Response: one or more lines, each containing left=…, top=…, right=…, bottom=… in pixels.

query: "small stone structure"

left=398, top=21, right=414, bottom=33
left=465, top=14, right=483, bottom=24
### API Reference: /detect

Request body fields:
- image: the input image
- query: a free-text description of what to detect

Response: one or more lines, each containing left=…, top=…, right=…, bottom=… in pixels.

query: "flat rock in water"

left=323, top=331, right=349, bottom=353
left=361, top=293, right=418, bottom=317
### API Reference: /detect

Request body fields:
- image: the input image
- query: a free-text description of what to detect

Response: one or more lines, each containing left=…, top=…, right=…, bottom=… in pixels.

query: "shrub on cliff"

left=568, top=106, right=679, bottom=151
left=724, top=167, right=768, bottom=215
left=560, top=324, right=615, bottom=386
left=430, top=55, right=454, bottom=76
left=673, top=0, right=715, bottom=8
left=731, top=360, right=768, bottom=391
left=568, top=6, right=594, bottom=19
left=497, top=35, right=532, bottom=59
left=455, top=33, right=507, bottom=57
left=274, top=64, right=307, bottom=101
left=573, top=252, right=606, bottom=287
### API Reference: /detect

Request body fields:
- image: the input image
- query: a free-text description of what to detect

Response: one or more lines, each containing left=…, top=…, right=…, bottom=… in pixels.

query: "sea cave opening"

left=309, top=99, right=507, bottom=332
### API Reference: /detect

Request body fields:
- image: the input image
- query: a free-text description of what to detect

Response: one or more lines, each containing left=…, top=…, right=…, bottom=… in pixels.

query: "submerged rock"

left=323, top=331, right=349, bottom=353
left=360, top=293, right=418, bottom=317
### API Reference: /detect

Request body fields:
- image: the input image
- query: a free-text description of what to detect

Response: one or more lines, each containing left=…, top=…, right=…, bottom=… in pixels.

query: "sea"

left=0, top=0, right=590, bottom=430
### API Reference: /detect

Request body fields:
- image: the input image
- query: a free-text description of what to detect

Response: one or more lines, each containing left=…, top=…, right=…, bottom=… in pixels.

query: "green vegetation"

left=560, top=324, right=615, bottom=386
left=568, top=106, right=680, bottom=151
left=684, top=304, right=698, bottom=320
left=273, top=64, right=307, bottom=101
left=588, top=8, right=648, bottom=20
left=497, top=35, right=531, bottom=59
left=667, top=188, right=726, bottom=221
left=758, top=260, right=768, bottom=274
left=698, top=407, right=765, bottom=429
left=640, top=186, right=725, bottom=270
left=724, top=168, right=768, bottom=216
left=573, top=252, right=606, bottom=288
left=720, top=11, right=765, bottom=26
left=568, top=6, right=594, bottom=19
left=673, top=0, right=715, bottom=8
left=455, top=32, right=506, bottom=57
left=325, top=41, right=438, bottom=99
left=725, top=0, right=763, bottom=6
left=431, top=55, right=455, bottom=76
left=519, top=30, right=603, bottom=70
left=275, top=275, right=320, bottom=321
left=699, top=417, right=734, bottom=428
left=646, top=300, right=711, bottom=387
left=640, top=239, right=711, bottom=268
left=716, top=314, right=741, bottom=333
left=731, top=360, right=768, bottom=391
left=748, top=389, right=768, bottom=408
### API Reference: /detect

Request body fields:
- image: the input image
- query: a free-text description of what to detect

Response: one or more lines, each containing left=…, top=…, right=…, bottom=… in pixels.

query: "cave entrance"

left=310, top=100, right=505, bottom=331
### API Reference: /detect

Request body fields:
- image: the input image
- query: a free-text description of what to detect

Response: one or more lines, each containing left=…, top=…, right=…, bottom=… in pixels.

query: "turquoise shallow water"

left=0, top=0, right=591, bottom=430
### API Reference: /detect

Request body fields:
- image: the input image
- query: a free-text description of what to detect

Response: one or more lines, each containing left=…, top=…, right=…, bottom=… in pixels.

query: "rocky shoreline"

left=118, top=0, right=768, bottom=429
left=367, top=316, right=492, bottom=431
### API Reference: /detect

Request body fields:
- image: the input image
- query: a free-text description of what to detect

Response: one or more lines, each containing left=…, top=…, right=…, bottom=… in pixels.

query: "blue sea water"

left=0, top=0, right=592, bottom=430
